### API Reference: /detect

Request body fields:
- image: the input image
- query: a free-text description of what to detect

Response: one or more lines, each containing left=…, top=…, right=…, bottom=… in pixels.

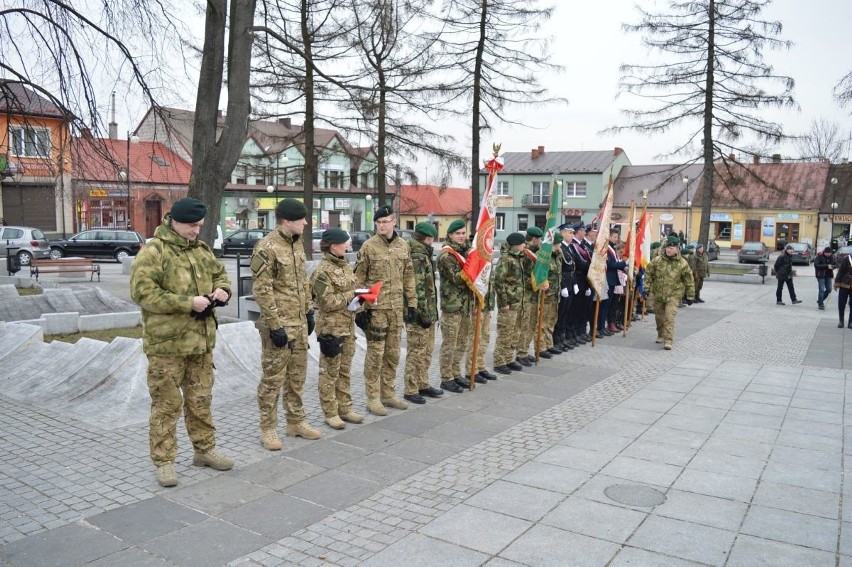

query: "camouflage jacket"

left=251, top=228, right=311, bottom=331
left=130, top=217, right=231, bottom=356
left=310, top=252, right=355, bottom=337
left=408, top=238, right=439, bottom=325
left=521, top=248, right=538, bottom=302
left=354, top=233, right=416, bottom=311
left=494, top=248, right=525, bottom=309
left=692, top=252, right=710, bottom=278
left=546, top=250, right=562, bottom=298
left=646, top=252, right=695, bottom=301
left=437, top=241, right=473, bottom=313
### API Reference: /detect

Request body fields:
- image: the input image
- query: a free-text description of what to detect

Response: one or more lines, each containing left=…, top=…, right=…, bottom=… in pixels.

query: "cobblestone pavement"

left=2, top=270, right=851, bottom=566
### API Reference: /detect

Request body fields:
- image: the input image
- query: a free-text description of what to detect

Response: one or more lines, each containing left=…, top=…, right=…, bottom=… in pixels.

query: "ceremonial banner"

left=532, top=178, right=560, bottom=291
left=463, top=145, right=502, bottom=304
left=626, top=201, right=637, bottom=281
left=586, top=176, right=615, bottom=298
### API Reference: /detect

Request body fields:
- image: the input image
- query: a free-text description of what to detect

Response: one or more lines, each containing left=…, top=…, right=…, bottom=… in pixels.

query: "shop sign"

left=561, top=208, right=585, bottom=217
left=777, top=213, right=799, bottom=220
left=335, top=198, right=351, bottom=209
left=611, top=212, right=623, bottom=221
left=659, top=213, right=674, bottom=222
left=710, top=213, right=730, bottom=221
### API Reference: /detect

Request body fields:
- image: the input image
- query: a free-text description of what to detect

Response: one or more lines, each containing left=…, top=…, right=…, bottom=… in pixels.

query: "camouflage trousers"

left=318, top=334, right=356, bottom=418
left=470, top=308, right=492, bottom=373
left=694, top=276, right=705, bottom=298
left=542, top=295, right=559, bottom=350
left=653, top=296, right=680, bottom=343
left=493, top=306, right=521, bottom=367
left=257, top=320, right=309, bottom=429
left=364, top=309, right=403, bottom=401
left=440, top=309, right=472, bottom=379
left=403, top=322, right=436, bottom=395
left=518, top=294, right=542, bottom=356
left=146, top=353, right=216, bottom=466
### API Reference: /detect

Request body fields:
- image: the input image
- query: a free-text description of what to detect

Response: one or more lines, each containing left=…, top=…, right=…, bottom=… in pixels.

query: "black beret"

left=170, top=198, right=207, bottom=223
left=374, top=205, right=394, bottom=221
left=276, top=198, right=307, bottom=221
left=322, top=227, right=350, bottom=244
left=507, top=232, right=525, bottom=246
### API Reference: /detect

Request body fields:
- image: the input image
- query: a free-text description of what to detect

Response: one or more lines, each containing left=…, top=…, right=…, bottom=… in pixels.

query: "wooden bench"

left=30, top=258, right=101, bottom=282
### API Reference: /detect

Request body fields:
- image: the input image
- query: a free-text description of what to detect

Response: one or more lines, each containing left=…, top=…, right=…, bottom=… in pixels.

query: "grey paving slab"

left=88, top=547, right=179, bottom=566
left=687, top=449, right=767, bottom=480
left=499, top=524, right=620, bottom=566
left=0, top=522, right=128, bottom=567
left=420, top=503, right=531, bottom=555
left=636, top=425, right=709, bottom=450
left=230, top=455, right=328, bottom=490
left=740, top=504, right=839, bottom=551
left=283, top=469, right=381, bottom=510
left=535, top=444, right=614, bottom=473
left=379, top=436, right=460, bottom=465
left=768, top=445, right=842, bottom=472
left=603, top=406, right=662, bottom=425
left=700, top=435, right=774, bottom=460
left=86, top=496, right=208, bottom=545
left=726, top=534, right=837, bottom=567
left=722, top=410, right=785, bottom=430
left=502, top=461, right=592, bottom=494
left=652, top=489, right=748, bottom=532
left=220, top=493, right=330, bottom=540
left=332, top=425, right=410, bottom=451
left=361, top=533, right=488, bottom=567
left=579, top=417, right=651, bottom=438
left=466, top=480, right=564, bottom=522
left=599, top=455, right=683, bottom=488
left=559, top=430, right=634, bottom=453
left=753, top=481, right=840, bottom=519
left=163, top=476, right=273, bottom=516
left=370, top=414, right=443, bottom=436
left=339, top=452, right=427, bottom=485
left=672, top=468, right=758, bottom=502
left=654, top=413, right=719, bottom=434
left=141, top=518, right=270, bottom=567
left=283, top=440, right=370, bottom=469
left=541, top=497, right=647, bottom=544
left=761, top=460, right=841, bottom=493
left=424, top=422, right=497, bottom=448
left=627, top=515, right=736, bottom=565
left=609, top=546, right=707, bottom=566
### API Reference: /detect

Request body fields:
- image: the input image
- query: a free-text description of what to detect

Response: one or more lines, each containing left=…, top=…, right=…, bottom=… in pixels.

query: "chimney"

left=772, top=153, right=782, bottom=163
left=108, top=91, right=118, bottom=140
left=752, top=154, right=760, bottom=164
left=278, top=117, right=292, bottom=128
left=537, top=145, right=545, bottom=155
left=843, top=158, right=849, bottom=164
left=728, top=153, right=737, bottom=162
left=531, top=148, right=539, bottom=159
left=614, top=147, right=624, bottom=157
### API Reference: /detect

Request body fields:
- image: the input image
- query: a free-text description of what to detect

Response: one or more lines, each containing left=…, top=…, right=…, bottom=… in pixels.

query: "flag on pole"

left=636, top=209, right=652, bottom=269
left=586, top=175, right=615, bottom=298
left=626, top=201, right=637, bottom=281
left=463, top=144, right=502, bottom=304
left=532, top=178, right=560, bottom=291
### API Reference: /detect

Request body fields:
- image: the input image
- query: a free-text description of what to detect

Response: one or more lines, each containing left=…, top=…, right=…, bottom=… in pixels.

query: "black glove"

left=317, top=334, right=344, bottom=357
left=191, top=295, right=228, bottom=320
left=270, top=327, right=289, bottom=348
left=355, top=309, right=372, bottom=330
left=306, top=310, right=316, bottom=336
left=406, top=307, right=418, bottom=324
left=418, top=316, right=433, bottom=329
left=684, top=298, right=694, bottom=306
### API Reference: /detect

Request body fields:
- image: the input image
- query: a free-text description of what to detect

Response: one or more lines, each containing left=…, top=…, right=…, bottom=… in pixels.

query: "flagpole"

left=534, top=290, right=544, bottom=363
left=623, top=200, right=637, bottom=336
left=592, top=295, right=600, bottom=347
left=468, top=302, right=481, bottom=390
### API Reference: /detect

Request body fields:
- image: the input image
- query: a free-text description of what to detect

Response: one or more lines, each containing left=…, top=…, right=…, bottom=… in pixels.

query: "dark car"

left=0, top=225, right=51, bottom=266
left=737, top=241, right=770, bottom=264
left=688, top=240, right=720, bottom=261
left=50, top=229, right=145, bottom=262
left=222, top=229, right=271, bottom=256
left=836, top=246, right=852, bottom=263
left=349, top=231, right=372, bottom=252
left=311, top=229, right=366, bottom=254
left=787, top=242, right=814, bottom=265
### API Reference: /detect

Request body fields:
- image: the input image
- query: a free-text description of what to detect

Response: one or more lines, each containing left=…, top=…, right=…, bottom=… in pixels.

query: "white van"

left=213, top=225, right=224, bottom=257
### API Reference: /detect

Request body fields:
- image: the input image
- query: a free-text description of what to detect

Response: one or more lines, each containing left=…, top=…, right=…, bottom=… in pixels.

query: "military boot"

left=260, top=428, right=282, bottom=451
left=286, top=422, right=321, bottom=440
left=340, top=410, right=365, bottom=424
left=655, top=336, right=664, bottom=344
left=367, top=399, right=388, bottom=416
left=381, top=397, right=408, bottom=410
left=325, top=416, right=346, bottom=430
left=155, top=463, right=178, bottom=487
left=192, top=450, right=234, bottom=471
left=663, top=341, right=673, bottom=350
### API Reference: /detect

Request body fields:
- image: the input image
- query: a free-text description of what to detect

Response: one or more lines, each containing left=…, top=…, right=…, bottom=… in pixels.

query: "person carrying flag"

left=517, top=226, right=547, bottom=365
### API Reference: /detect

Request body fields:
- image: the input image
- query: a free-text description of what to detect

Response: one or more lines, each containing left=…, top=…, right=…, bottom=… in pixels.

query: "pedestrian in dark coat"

left=834, top=254, right=852, bottom=328
left=774, top=244, right=801, bottom=305
left=815, top=247, right=835, bottom=310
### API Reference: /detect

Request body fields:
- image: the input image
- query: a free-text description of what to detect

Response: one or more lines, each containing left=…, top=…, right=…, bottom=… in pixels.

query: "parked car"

left=835, top=245, right=852, bottom=263
left=0, top=226, right=52, bottom=266
left=221, top=229, right=271, bottom=256
left=786, top=242, right=814, bottom=265
left=49, top=229, right=145, bottom=262
left=737, top=241, right=771, bottom=264
left=688, top=240, right=720, bottom=261
left=349, top=231, right=372, bottom=252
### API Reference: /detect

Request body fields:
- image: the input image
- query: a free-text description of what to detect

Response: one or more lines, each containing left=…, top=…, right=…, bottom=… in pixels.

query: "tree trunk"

left=698, top=0, right=715, bottom=247
left=301, top=0, right=316, bottom=258
left=470, top=0, right=487, bottom=226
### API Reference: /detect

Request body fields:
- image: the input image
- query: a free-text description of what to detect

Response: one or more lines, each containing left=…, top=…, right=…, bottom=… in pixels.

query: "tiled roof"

left=72, top=136, right=192, bottom=185
left=614, top=164, right=704, bottom=207
left=399, top=185, right=472, bottom=216
left=495, top=148, right=624, bottom=175
left=0, top=81, right=66, bottom=118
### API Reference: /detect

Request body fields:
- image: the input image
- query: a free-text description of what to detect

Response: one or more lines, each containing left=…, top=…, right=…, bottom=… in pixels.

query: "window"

left=563, top=181, right=587, bottom=198
left=10, top=126, right=50, bottom=157
left=531, top=182, right=550, bottom=205
left=495, top=181, right=509, bottom=196
left=406, top=220, right=414, bottom=230
left=2, top=228, right=23, bottom=239
left=495, top=213, right=505, bottom=231
left=325, top=170, right=345, bottom=189
left=518, top=214, right=528, bottom=231
left=535, top=215, right=547, bottom=229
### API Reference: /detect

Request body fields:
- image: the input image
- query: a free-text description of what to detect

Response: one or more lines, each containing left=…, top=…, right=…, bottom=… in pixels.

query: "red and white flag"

left=463, top=146, right=502, bottom=304
left=587, top=176, right=614, bottom=298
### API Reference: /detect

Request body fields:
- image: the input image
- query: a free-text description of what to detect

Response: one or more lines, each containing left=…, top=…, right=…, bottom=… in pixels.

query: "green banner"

left=532, top=179, right=560, bottom=290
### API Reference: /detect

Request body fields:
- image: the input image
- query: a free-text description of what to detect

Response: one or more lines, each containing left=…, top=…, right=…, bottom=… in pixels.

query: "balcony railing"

left=521, top=194, right=551, bottom=208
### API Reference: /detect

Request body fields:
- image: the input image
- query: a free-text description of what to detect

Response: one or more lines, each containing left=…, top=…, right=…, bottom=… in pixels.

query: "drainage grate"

left=604, top=484, right=667, bottom=507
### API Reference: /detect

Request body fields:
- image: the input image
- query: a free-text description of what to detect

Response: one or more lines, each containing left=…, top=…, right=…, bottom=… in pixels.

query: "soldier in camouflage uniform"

left=130, top=198, right=233, bottom=488
left=354, top=206, right=418, bottom=415
left=310, top=228, right=364, bottom=430
left=541, top=232, right=563, bottom=356
left=402, top=222, right=446, bottom=404
left=517, top=226, right=545, bottom=365
left=646, top=236, right=695, bottom=350
left=466, top=263, right=498, bottom=382
left=252, top=199, right=319, bottom=451
left=692, top=243, right=710, bottom=302
left=493, top=233, right=527, bottom=374
left=438, top=219, right=479, bottom=389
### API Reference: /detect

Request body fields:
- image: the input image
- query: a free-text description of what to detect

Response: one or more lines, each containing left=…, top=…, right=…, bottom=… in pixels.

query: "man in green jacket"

left=130, top=198, right=233, bottom=488
left=493, top=233, right=527, bottom=374
left=646, top=235, right=695, bottom=350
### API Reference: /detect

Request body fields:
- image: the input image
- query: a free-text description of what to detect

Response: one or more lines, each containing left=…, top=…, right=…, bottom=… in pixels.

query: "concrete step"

left=0, top=321, right=43, bottom=362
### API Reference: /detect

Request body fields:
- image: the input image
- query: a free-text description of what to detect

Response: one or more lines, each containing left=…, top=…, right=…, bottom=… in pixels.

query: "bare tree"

left=438, top=0, right=563, bottom=224
left=836, top=71, right=852, bottom=108
left=610, top=0, right=797, bottom=245
left=794, top=119, right=846, bottom=162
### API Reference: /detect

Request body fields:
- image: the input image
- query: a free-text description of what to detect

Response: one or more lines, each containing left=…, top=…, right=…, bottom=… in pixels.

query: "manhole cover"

left=604, top=484, right=666, bottom=507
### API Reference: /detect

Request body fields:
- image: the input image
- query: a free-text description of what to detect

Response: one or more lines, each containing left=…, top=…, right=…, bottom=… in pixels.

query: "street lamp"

left=682, top=176, right=690, bottom=243
left=118, top=132, right=139, bottom=229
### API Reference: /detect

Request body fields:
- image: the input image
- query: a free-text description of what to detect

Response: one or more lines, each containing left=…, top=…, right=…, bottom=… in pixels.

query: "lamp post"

left=119, top=132, right=139, bottom=229
left=831, top=177, right=840, bottom=247
left=682, top=176, right=690, bottom=243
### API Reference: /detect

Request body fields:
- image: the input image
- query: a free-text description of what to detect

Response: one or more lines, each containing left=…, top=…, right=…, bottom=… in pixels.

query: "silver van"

left=0, top=225, right=52, bottom=266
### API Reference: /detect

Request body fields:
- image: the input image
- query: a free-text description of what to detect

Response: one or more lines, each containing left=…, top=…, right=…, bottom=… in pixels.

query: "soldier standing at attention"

left=402, top=222, right=447, bottom=403
left=646, top=235, right=695, bottom=350
left=556, top=223, right=577, bottom=350
left=493, top=233, right=527, bottom=374
left=252, top=198, right=319, bottom=450
left=467, top=263, right=499, bottom=382
left=130, top=197, right=233, bottom=488
left=438, top=220, right=481, bottom=389
left=540, top=232, right=563, bottom=357
left=692, top=243, right=710, bottom=303
left=355, top=205, right=417, bottom=415
left=310, top=228, right=364, bottom=430
left=517, top=226, right=546, bottom=364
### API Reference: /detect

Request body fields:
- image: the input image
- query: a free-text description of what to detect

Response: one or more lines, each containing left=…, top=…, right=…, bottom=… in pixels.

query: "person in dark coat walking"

left=835, top=254, right=852, bottom=328
left=814, top=246, right=835, bottom=311
left=774, top=244, right=801, bottom=306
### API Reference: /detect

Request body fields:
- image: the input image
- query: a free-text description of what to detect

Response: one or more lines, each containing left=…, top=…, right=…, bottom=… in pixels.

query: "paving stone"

left=332, top=426, right=409, bottom=452
left=559, top=431, right=634, bottom=454
left=542, top=497, right=647, bottom=543
left=776, top=430, right=842, bottom=453
left=420, top=504, right=531, bottom=555
left=88, top=547, right=180, bottom=566
left=761, top=461, right=841, bottom=493
left=466, top=480, right=563, bottom=522
left=283, top=441, right=370, bottom=469
left=753, top=481, right=840, bottom=519
left=534, top=444, right=613, bottom=473
left=721, top=411, right=784, bottom=430
left=609, top=546, right=707, bottom=566
left=636, top=426, right=708, bottom=450
left=424, top=422, right=496, bottom=448
left=502, top=461, right=591, bottom=495
left=727, top=533, right=836, bottom=567
left=360, top=533, right=487, bottom=567
left=598, top=455, right=683, bottom=488
left=0, top=522, right=128, bottom=566
left=687, top=450, right=766, bottom=480
left=86, top=496, right=208, bottom=545
left=672, top=468, right=758, bottom=503
left=768, top=445, right=840, bottom=472
left=603, top=406, right=662, bottom=425
left=499, top=524, right=620, bottom=566
left=221, top=494, right=331, bottom=540
left=652, top=489, right=748, bottom=531
left=284, top=470, right=380, bottom=510
left=622, top=440, right=696, bottom=467
left=654, top=414, right=719, bottom=434
left=741, top=504, right=839, bottom=551
left=141, top=518, right=270, bottom=566
left=627, top=515, right=736, bottom=565
left=230, top=456, right=327, bottom=491
left=379, top=437, right=460, bottom=465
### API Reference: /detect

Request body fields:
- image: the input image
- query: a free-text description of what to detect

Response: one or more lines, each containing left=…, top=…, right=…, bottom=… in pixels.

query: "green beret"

left=322, top=228, right=350, bottom=244
left=276, top=198, right=307, bottom=221
left=526, top=226, right=544, bottom=238
left=374, top=205, right=394, bottom=221
left=506, top=232, right=525, bottom=246
left=666, top=236, right=680, bottom=246
left=685, top=244, right=695, bottom=250
left=170, top=198, right=207, bottom=223
left=447, top=219, right=466, bottom=234
left=553, top=232, right=564, bottom=245
left=415, top=221, right=437, bottom=238
left=681, top=248, right=693, bottom=255
left=650, top=241, right=662, bottom=250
